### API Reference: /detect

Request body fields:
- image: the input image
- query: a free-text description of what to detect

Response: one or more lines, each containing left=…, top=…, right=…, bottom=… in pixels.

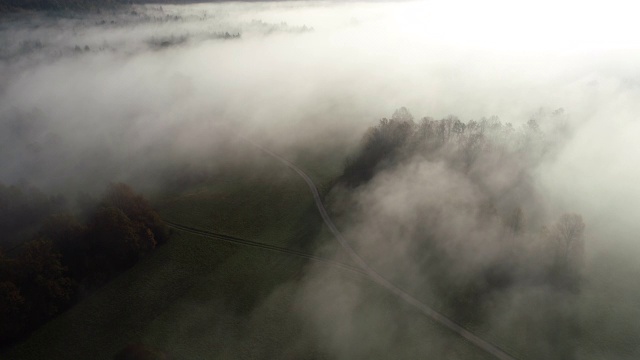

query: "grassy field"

left=5, top=229, right=497, bottom=360
left=154, top=144, right=333, bottom=250
left=4, top=141, right=498, bottom=360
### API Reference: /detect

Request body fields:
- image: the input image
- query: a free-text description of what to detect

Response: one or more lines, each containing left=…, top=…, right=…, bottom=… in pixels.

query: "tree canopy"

left=0, top=182, right=168, bottom=347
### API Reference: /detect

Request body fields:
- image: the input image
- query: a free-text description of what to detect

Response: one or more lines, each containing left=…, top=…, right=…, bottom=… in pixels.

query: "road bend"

left=242, top=136, right=518, bottom=360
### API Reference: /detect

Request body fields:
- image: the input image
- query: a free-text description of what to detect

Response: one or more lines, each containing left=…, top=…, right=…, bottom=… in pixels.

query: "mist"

left=2, top=1, right=640, bottom=359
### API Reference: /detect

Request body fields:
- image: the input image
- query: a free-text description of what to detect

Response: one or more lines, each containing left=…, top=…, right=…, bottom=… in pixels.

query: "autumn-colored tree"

left=39, top=214, right=87, bottom=280
left=86, top=207, right=155, bottom=278
left=0, top=279, right=26, bottom=344
left=102, top=183, right=169, bottom=245
left=0, top=250, right=27, bottom=344
left=17, top=239, right=74, bottom=321
left=0, top=240, right=73, bottom=344
left=0, top=182, right=168, bottom=347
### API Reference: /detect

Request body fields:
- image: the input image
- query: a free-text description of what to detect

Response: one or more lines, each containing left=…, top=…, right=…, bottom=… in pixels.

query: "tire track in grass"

left=165, top=220, right=368, bottom=276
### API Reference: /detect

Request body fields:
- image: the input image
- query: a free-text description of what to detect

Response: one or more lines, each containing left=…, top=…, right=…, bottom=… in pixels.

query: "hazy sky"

left=2, top=1, right=640, bottom=358
left=2, top=1, right=638, bottom=247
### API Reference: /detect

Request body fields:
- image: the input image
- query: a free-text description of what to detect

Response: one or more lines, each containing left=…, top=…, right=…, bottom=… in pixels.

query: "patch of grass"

left=5, top=140, right=343, bottom=359
left=4, top=140, right=504, bottom=360
left=5, top=231, right=232, bottom=359
left=6, top=227, right=497, bottom=360
left=5, top=229, right=326, bottom=360
left=154, top=146, right=324, bottom=251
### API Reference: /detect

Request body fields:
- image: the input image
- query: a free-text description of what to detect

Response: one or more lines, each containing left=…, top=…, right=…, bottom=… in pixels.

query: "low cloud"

left=2, top=1, right=640, bottom=359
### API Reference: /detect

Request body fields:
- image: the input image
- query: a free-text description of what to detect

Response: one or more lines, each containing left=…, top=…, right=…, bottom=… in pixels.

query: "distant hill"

left=0, top=0, right=121, bottom=13
left=0, top=0, right=298, bottom=14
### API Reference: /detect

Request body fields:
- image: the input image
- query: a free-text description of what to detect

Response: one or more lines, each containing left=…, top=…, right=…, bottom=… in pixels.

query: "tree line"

left=0, top=0, right=274, bottom=13
left=0, top=183, right=168, bottom=347
left=340, top=108, right=585, bottom=322
left=0, top=0, right=121, bottom=13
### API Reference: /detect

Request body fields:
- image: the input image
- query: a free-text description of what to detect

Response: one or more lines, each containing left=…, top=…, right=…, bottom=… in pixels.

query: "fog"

left=2, top=1, right=640, bottom=359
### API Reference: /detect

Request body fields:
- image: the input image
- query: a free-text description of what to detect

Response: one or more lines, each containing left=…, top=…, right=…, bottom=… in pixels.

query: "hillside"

left=4, top=140, right=498, bottom=360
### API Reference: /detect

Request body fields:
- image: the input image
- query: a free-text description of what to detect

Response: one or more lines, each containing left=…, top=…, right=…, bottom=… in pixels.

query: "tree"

left=0, top=250, right=27, bottom=344
left=17, top=239, right=74, bottom=320
left=102, top=183, right=169, bottom=245
left=0, top=280, right=26, bottom=344
left=0, top=238, right=74, bottom=344
left=342, top=110, right=415, bottom=186
left=552, top=213, right=585, bottom=267
left=506, top=207, right=525, bottom=235
left=391, top=107, right=414, bottom=123
left=546, top=213, right=585, bottom=290
left=87, top=207, right=155, bottom=276
left=0, top=182, right=168, bottom=346
left=39, top=214, right=88, bottom=281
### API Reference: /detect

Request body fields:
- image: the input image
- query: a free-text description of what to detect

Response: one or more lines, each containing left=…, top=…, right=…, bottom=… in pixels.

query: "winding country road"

left=243, top=136, right=519, bottom=360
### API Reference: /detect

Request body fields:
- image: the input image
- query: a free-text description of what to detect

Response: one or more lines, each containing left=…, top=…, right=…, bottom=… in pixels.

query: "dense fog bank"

left=1, top=1, right=640, bottom=358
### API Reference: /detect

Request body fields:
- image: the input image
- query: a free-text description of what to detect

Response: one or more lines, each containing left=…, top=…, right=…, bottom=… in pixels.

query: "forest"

left=0, top=0, right=120, bottom=12
left=336, top=108, right=585, bottom=328
left=0, top=109, right=588, bottom=356
left=0, top=0, right=270, bottom=13
left=2, top=2, right=639, bottom=359
left=0, top=183, right=168, bottom=346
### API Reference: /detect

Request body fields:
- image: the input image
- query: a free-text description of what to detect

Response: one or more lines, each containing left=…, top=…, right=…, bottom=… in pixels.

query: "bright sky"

left=394, top=0, right=640, bottom=52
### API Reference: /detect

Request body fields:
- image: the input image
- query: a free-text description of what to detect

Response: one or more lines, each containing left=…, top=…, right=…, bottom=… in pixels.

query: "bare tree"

left=546, top=213, right=585, bottom=290
left=553, top=213, right=585, bottom=264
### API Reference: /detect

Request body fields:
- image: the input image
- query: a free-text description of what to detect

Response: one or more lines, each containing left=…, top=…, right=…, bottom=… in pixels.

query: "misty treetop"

left=342, top=107, right=560, bottom=188
left=335, top=108, right=585, bottom=323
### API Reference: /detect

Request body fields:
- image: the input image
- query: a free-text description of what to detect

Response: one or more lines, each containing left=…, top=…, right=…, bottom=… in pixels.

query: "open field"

left=4, top=128, right=639, bottom=360
left=154, top=144, right=331, bottom=250
left=3, top=129, right=640, bottom=360
left=4, top=151, right=495, bottom=359
left=5, top=229, right=499, bottom=360
left=3, top=3, right=640, bottom=358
